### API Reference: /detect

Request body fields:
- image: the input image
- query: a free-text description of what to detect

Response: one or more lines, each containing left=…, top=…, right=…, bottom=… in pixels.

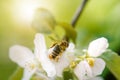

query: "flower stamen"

left=86, top=58, right=95, bottom=67
left=70, top=61, right=77, bottom=68
left=25, top=62, right=36, bottom=72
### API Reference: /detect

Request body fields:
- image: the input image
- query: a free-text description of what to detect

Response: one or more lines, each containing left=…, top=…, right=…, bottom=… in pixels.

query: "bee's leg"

left=59, top=52, right=63, bottom=56
left=49, top=54, right=53, bottom=60
left=55, top=56, right=60, bottom=62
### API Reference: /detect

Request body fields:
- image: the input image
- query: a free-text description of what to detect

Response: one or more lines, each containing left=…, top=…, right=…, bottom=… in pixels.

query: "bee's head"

left=60, top=40, right=69, bottom=48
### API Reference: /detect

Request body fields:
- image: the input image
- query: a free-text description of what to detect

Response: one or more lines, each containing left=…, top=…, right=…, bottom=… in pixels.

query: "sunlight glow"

left=18, top=3, right=37, bottom=22
left=12, top=0, right=40, bottom=23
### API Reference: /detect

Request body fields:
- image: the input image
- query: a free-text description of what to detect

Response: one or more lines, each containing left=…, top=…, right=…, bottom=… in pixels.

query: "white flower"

left=74, top=37, right=108, bottom=80
left=34, top=33, right=75, bottom=77
left=9, top=33, right=75, bottom=80
left=9, top=45, right=38, bottom=80
left=9, top=33, right=56, bottom=80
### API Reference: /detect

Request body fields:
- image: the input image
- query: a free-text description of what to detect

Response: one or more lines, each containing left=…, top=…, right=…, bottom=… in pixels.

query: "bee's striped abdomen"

left=49, top=40, right=69, bottom=61
left=51, top=45, right=61, bottom=59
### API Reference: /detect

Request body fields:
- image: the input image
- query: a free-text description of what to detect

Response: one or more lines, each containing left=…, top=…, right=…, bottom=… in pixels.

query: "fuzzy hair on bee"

left=48, top=40, right=69, bottom=61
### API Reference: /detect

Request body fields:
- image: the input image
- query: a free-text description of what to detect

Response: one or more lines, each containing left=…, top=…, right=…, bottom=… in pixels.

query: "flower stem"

left=71, top=0, right=88, bottom=27
left=63, top=0, right=88, bottom=41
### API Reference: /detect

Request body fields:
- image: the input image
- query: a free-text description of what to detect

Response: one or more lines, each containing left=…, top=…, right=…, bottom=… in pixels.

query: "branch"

left=63, top=0, right=88, bottom=41
left=71, top=0, right=88, bottom=27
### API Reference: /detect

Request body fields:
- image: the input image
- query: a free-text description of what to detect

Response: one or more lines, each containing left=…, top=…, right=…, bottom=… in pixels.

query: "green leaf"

left=100, top=50, right=120, bottom=80
left=63, top=68, right=78, bottom=80
left=9, top=67, right=23, bottom=80
left=58, top=22, right=77, bottom=43
left=55, top=77, right=64, bottom=80
left=32, top=8, right=56, bottom=34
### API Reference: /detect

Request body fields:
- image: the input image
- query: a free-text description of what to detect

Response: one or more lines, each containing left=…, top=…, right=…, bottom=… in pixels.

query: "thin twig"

left=71, top=0, right=88, bottom=27
left=63, top=0, right=88, bottom=41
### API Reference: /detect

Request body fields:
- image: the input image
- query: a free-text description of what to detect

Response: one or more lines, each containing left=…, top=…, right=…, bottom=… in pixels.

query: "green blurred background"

left=0, top=0, right=120, bottom=80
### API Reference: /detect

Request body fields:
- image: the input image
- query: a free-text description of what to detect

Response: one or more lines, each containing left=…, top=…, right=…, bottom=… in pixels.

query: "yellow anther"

left=70, top=61, right=77, bottom=68
left=86, top=58, right=95, bottom=67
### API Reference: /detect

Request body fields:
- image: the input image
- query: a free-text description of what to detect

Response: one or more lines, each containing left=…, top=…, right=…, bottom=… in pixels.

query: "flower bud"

left=32, top=8, right=56, bottom=34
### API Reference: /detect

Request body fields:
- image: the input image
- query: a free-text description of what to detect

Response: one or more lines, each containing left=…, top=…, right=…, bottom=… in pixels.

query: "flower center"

left=25, top=62, right=36, bottom=72
left=30, top=64, right=36, bottom=70
left=70, top=59, right=81, bottom=68
left=70, top=61, right=77, bottom=68
left=86, top=58, right=95, bottom=67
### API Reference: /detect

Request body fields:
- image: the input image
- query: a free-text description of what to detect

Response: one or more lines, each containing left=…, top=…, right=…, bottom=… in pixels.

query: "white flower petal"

left=88, top=37, right=109, bottom=57
left=91, top=58, right=105, bottom=76
left=74, top=61, right=86, bottom=80
left=34, top=33, right=47, bottom=60
left=65, top=43, right=76, bottom=62
left=40, top=53, right=56, bottom=77
left=67, top=53, right=76, bottom=62
left=22, top=68, right=36, bottom=80
left=74, top=61, right=92, bottom=80
left=84, top=61, right=93, bottom=78
left=66, top=43, right=75, bottom=53
left=36, top=71, right=50, bottom=80
left=9, top=45, right=36, bottom=69
left=54, top=53, right=70, bottom=77
left=34, top=33, right=56, bottom=77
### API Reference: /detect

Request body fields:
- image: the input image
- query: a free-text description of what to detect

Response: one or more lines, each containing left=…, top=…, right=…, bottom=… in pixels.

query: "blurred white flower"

left=9, top=33, right=56, bottom=80
left=74, top=37, right=108, bottom=80
left=9, top=33, right=75, bottom=80
left=9, top=45, right=38, bottom=80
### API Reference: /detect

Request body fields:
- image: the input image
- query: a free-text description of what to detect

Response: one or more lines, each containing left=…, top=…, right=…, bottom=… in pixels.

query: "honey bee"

left=48, top=40, right=69, bottom=61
